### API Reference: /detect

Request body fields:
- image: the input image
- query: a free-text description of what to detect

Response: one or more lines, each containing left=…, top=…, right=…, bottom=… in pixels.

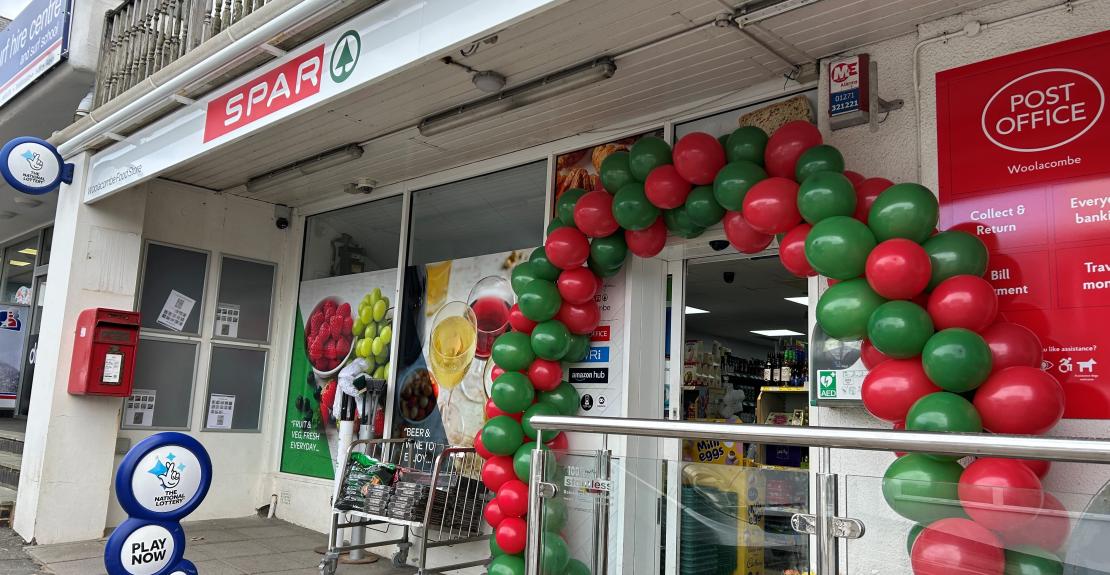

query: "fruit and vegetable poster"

left=281, top=269, right=397, bottom=479
left=936, top=30, right=1110, bottom=418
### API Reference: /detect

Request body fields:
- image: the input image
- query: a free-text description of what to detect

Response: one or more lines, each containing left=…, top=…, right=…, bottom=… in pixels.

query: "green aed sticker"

left=330, top=30, right=361, bottom=83
left=818, top=370, right=838, bottom=398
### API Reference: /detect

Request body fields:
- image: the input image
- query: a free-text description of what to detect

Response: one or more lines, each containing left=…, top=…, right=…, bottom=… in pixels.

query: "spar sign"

left=937, top=30, right=1110, bottom=419
left=105, top=433, right=210, bottom=575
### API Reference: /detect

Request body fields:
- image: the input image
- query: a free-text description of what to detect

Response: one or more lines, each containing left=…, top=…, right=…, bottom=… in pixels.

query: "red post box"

left=68, top=308, right=141, bottom=396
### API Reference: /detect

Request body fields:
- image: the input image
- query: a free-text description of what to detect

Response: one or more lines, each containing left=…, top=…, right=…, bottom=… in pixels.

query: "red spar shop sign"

left=937, top=30, right=1110, bottom=418
left=203, top=44, right=325, bottom=142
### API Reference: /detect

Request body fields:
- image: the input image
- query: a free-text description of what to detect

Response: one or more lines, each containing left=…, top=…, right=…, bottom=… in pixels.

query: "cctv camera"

left=723, top=271, right=735, bottom=284
left=345, top=178, right=377, bottom=195
left=709, top=239, right=730, bottom=252
left=275, top=217, right=290, bottom=230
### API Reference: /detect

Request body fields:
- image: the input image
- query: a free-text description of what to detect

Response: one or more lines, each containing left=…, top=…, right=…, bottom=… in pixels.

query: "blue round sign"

left=104, top=518, right=186, bottom=575
left=0, top=136, right=70, bottom=195
left=114, top=432, right=212, bottom=522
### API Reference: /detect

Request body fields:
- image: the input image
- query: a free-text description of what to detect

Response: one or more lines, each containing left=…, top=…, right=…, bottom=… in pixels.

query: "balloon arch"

left=475, top=121, right=1068, bottom=575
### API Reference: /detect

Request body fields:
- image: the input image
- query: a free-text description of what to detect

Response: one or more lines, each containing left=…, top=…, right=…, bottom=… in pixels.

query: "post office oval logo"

left=981, top=68, right=1105, bottom=153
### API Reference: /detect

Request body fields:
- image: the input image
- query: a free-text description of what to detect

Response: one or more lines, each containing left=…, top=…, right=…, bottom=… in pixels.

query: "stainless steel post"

left=593, top=450, right=611, bottom=575
left=814, top=447, right=837, bottom=575
left=526, top=445, right=549, bottom=575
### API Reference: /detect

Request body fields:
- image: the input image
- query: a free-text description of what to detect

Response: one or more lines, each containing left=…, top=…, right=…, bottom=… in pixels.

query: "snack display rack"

left=319, top=438, right=490, bottom=575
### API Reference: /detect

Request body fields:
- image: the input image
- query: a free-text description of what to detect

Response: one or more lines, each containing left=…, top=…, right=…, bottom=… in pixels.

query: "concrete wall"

left=812, top=0, right=1110, bottom=570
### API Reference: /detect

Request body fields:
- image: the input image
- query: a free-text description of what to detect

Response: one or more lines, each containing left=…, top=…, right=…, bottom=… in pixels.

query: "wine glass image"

left=468, top=275, right=514, bottom=360
left=427, top=301, right=477, bottom=391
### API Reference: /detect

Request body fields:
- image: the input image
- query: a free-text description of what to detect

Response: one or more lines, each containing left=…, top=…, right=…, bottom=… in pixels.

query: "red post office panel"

left=68, top=308, right=140, bottom=396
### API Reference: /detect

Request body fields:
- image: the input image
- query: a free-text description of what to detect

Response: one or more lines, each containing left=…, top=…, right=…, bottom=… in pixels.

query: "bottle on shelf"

left=763, top=353, right=772, bottom=382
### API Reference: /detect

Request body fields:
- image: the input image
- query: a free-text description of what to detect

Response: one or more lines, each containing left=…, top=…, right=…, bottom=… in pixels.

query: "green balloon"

left=541, top=534, right=570, bottom=575
left=906, top=524, right=925, bottom=556
left=529, top=246, right=561, bottom=282
left=922, top=328, right=993, bottom=393
left=725, top=126, right=768, bottom=164
left=519, top=279, right=562, bottom=322
left=868, top=183, right=939, bottom=243
left=612, top=182, right=660, bottom=231
left=540, top=381, right=580, bottom=416
left=588, top=256, right=623, bottom=278
left=513, top=441, right=549, bottom=482
left=541, top=495, right=568, bottom=533
left=599, top=151, right=634, bottom=194
left=1004, top=546, right=1063, bottom=575
left=510, top=261, right=538, bottom=295
left=557, top=188, right=587, bottom=226
left=923, top=231, right=989, bottom=291
left=663, top=205, right=706, bottom=239
left=867, top=301, right=935, bottom=359
left=798, top=171, right=857, bottom=224
left=488, top=553, right=526, bottom=575
left=492, top=332, right=535, bottom=372
left=906, top=392, right=983, bottom=456
left=795, top=144, right=845, bottom=182
left=628, top=137, right=673, bottom=181
left=686, top=185, right=726, bottom=227
left=816, top=278, right=886, bottom=340
left=547, top=217, right=571, bottom=235
left=482, top=416, right=525, bottom=456
left=805, top=216, right=878, bottom=280
left=491, top=535, right=507, bottom=557
left=565, top=333, right=590, bottom=362
left=531, top=320, right=571, bottom=361
left=565, top=558, right=591, bottom=575
left=522, top=402, right=560, bottom=442
left=881, top=453, right=965, bottom=524
left=590, top=233, right=628, bottom=270
left=492, top=372, right=536, bottom=414
left=713, top=160, right=767, bottom=211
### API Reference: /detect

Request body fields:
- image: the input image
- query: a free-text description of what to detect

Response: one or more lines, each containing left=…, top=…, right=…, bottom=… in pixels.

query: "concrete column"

left=15, top=154, right=147, bottom=544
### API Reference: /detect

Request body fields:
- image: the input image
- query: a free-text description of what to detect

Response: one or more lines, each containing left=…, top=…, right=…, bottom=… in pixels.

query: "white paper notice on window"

left=124, top=389, right=156, bottom=427
left=156, top=289, right=196, bottom=332
left=207, top=394, right=235, bottom=429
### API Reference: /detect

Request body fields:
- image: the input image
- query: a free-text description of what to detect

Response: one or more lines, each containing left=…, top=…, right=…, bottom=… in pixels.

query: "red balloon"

left=722, top=211, right=774, bottom=254
left=557, top=267, right=599, bottom=305
left=485, top=398, right=522, bottom=422
left=1018, top=458, right=1051, bottom=479
left=741, top=177, right=801, bottom=235
left=481, top=456, right=516, bottom=491
left=911, top=518, right=1004, bottom=575
left=854, top=177, right=894, bottom=223
left=497, top=479, right=530, bottom=518
left=528, top=358, right=564, bottom=392
left=573, top=190, right=620, bottom=238
left=765, top=120, right=822, bottom=179
left=892, top=420, right=907, bottom=457
left=625, top=217, right=668, bottom=258
left=981, top=322, right=1043, bottom=372
left=546, top=431, right=568, bottom=451
left=865, top=238, right=932, bottom=300
left=496, top=517, right=528, bottom=555
left=861, top=359, right=941, bottom=422
left=545, top=227, right=591, bottom=270
left=779, top=223, right=816, bottom=277
left=844, top=170, right=865, bottom=188
left=508, top=303, right=537, bottom=334
left=673, top=132, right=727, bottom=185
left=644, top=165, right=692, bottom=209
left=1000, top=492, right=1070, bottom=552
left=959, top=458, right=1043, bottom=531
left=484, top=498, right=505, bottom=528
left=490, top=364, right=506, bottom=383
left=861, top=339, right=892, bottom=370
left=557, top=300, right=601, bottom=335
left=928, top=275, right=999, bottom=332
left=474, top=429, right=493, bottom=459
left=974, top=366, right=1064, bottom=435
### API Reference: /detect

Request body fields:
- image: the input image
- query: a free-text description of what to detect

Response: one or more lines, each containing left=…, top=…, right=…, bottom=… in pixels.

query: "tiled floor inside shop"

left=25, top=516, right=424, bottom=575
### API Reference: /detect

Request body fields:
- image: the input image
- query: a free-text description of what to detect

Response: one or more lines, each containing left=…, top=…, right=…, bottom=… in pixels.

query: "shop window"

left=673, top=90, right=817, bottom=139
left=204, top=345, right=267, bottom=431
left=302, top=195, right=403, bottom=281
left=1, top=236, right=38, bottom=304
left=123, top=338, right=199, bottom=429
left=137, top=242, right=209, bottom=335
left=212, top=256, right=276, bottom=343
left=408, top=161, right=546, bottom=265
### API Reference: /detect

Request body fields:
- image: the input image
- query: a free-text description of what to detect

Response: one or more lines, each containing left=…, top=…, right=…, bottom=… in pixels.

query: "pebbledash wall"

left=812, top=0, right=1110, bottom=571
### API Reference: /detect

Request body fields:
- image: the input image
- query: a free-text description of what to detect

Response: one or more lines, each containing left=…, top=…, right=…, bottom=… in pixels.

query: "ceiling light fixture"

left=472, top=70, right=507, bottom=93
left=751, top=329, right=804, bottom=337
left=245, top=144, right=364, bottom=194
left=734, top=0, right=821, bottom=27
left=8, top=260, right=30, bottom=267
left=18, top=248, right=38, bottom=256
left=13, top=197, right=42, bottom=208
left=784, top=296, right=808, bottom=306
left=685, top=306, right=710, bottom=315
left=419, top=57, right=617, bottom=137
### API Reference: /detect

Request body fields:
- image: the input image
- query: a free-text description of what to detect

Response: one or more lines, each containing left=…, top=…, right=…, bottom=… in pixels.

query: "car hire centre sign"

left=0, top=0, right=70, bottom=109
left=936, top=29, right=1110, bottom=419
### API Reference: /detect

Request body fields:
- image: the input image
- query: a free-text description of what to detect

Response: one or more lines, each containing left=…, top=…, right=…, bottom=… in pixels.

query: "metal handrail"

left=528, top=415, right=1110, bottom=464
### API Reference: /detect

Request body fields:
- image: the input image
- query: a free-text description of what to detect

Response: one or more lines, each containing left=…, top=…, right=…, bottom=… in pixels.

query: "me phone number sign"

left=937, top=30, right=1110, bottom=418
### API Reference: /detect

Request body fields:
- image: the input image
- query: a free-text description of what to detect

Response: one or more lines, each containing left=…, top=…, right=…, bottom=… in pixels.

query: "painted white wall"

left=813, top=0, right=1110, bottom=571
